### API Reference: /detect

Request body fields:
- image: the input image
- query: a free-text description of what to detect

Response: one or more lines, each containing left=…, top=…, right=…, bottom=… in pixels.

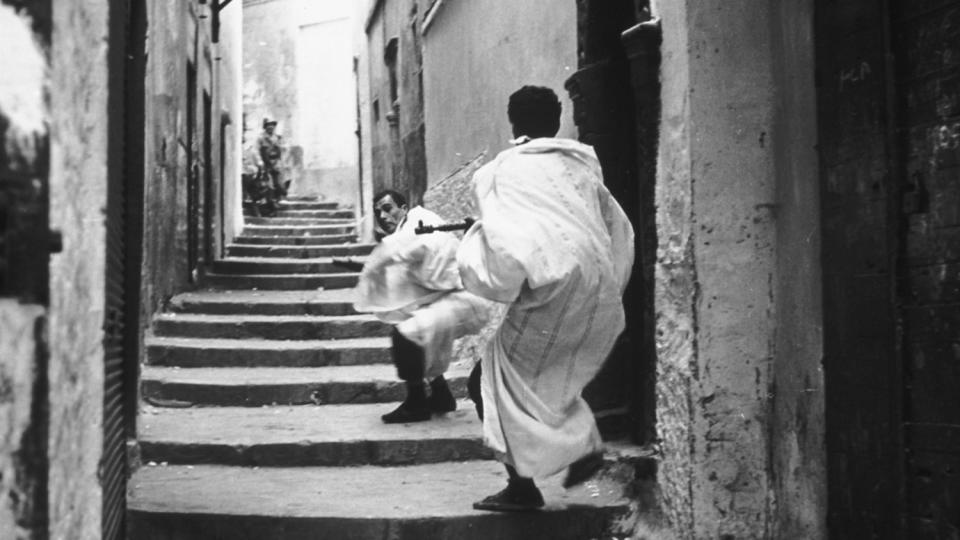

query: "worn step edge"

left=233, top=235, right=358, bottom=245
left=128, top=462, right=634, bottom=540
left=144, top=336, right=391, bottom=367
left=138, top=403, right=489, bottom=466
left=140, top=363, right=471, bottom=407
left=168, top=294, right=358, bottom=316
left=152, top=313, right=388, bottom=340
left=276, top=201, right=342, bottom=209
left=211, top=257, right=368, bottom=275
left=225, top=243, right=375, bottom=258
left=202, top=272, right=359, bottom=291
left=241, top=225, right=356, bottom=237
left=245, top=217, right=355, bottom=225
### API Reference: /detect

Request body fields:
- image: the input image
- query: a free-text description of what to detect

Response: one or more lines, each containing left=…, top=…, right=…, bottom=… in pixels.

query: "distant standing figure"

left=258, top=118, right=286, bottom=198
left=457, top=86, right=635, bottom=511
left=241, top=137, right=276, bottom=217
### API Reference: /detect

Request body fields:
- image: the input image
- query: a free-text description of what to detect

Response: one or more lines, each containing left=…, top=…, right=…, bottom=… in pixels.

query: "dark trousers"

left=468, top=361, right=483, bottom=420
left=265, top=168, right=285, bottom=198
left=392, top=328, right=425, bottom=382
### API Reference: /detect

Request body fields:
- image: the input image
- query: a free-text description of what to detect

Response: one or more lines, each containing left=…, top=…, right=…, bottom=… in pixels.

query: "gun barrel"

left=414, top=219, right=475, bottom=235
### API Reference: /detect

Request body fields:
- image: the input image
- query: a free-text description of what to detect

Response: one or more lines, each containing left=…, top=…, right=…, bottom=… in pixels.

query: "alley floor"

left=125, top=197, right=652, bottom=540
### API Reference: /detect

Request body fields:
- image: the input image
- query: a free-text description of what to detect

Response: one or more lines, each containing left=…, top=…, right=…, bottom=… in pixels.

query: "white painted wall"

left=244, top=0, right=359, bottom=204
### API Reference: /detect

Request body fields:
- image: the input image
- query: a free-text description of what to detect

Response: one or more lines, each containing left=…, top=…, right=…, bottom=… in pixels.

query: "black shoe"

left=426, top=376, right=456, bottom=414
left=381, top=400, right=431, bottom=424
left=473, top=480, right=544, bottom=512
left=382, top=382, right=430, bottom=424
left=562, top=451, right=605, bottom=489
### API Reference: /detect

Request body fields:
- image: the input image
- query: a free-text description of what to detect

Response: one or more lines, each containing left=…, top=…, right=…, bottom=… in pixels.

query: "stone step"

left=244, top=216, right=355, bottom=226
left=145, top=336, right=391, bottom=368
left=210, top=257, right=367, bottom=275
left=276, top=200, right=341, bottom=210
left=233, top=234, right=358, bottom=246
left=276, top=209, right=356, bottom=219
left=152, top=313, right=389, bottom=340
left=169, top=289, right=358, bottom=316
left=140, top=362, right=471, bottom=407
left=202, top=272, right=359, bottom=290
left=128, top=461, right=635, bottom=540
left=138, top=402, right=489, bottom=467
left=241, top=224, right=356, bottom=237
left=226, top=242, right=376, bottom=259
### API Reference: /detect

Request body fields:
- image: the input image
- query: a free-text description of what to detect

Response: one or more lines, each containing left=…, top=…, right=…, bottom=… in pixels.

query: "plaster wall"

left=421, top=0, right=578, bottom=184
left=354, top=0, right=375, bottom=240
left=47, top=2, right=110, bottom=537
left=364, top=8, right=388, bottom=194
left=651, top=0, right=823, bottom=537
left=220, top=4, right=246, bottom=246
left=244, top=0, right=359, bottom=204
left=142, top=2, right=194, bottom=324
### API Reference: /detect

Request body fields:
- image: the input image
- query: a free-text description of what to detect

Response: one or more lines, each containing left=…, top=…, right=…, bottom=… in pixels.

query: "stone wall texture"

left=47, top=2, right=110, bottom=537
left=652, top=0, right=825, bottom=537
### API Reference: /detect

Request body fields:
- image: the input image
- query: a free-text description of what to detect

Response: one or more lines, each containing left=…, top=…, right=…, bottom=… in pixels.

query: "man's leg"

left=426, top=374, right=456, bottom=414
left=473, top=463, right=545, bottom=512
left=466, top=361, right=543, bottom=511
left=467, top=361, right=483, bottom=420
left=381, top=328, right=431, bottom=424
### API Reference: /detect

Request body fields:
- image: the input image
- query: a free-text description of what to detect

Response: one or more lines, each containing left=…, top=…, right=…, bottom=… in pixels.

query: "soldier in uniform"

left=257, top=118, right=286, bottom=199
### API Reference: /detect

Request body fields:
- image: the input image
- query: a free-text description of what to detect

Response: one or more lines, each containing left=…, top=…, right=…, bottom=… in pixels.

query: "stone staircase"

left=127, top=197, right=651, bottom=539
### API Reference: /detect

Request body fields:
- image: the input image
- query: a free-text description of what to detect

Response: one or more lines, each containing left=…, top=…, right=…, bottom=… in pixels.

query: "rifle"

left=414, top=217, right=476, bottom=235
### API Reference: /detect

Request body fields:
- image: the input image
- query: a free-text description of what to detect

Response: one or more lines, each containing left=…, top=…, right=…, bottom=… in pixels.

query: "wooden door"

left=817, top=0, right=960, bottom=537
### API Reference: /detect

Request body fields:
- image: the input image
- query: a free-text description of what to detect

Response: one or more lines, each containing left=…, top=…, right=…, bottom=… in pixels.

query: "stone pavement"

left=127, top=197, right=653, bottom=539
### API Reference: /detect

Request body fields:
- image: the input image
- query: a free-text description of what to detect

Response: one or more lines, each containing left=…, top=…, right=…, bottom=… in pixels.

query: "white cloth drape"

left=353, top=206, right=493, bottom=376
left=457, top=138, right=634, bottom=478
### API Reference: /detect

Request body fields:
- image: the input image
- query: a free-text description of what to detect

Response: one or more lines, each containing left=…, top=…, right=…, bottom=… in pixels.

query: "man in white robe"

left=350, top=190, right=494, bottom=423
left=457, top=86, right=634, bottom=511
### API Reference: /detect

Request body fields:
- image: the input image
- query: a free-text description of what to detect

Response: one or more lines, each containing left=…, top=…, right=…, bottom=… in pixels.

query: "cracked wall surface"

left=47, top=2, right=110, bottom=537
left=652, top=0, right=824, bottom=537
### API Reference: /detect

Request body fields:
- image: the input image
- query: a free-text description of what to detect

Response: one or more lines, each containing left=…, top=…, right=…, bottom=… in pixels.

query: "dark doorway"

left=203, top=91, right=214, bottom=265
left=103, top=0, right=147, bottom=538
left=567, top=0, right=659, bottom=444
left=816, top=0, right=960, bottom=538
left=186, top=61, right=200, bottom=281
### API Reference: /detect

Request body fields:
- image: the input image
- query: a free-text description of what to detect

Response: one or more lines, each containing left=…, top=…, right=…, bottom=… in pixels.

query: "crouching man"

left=457, top=86, right=635, bottom=511
left=351, top=189, right=494, bottom=424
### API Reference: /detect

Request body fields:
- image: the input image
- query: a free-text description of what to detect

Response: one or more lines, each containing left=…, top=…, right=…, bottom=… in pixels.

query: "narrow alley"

left=127, top=196, right=648, bottom=538
left=2, top=0, right=959, bottom=539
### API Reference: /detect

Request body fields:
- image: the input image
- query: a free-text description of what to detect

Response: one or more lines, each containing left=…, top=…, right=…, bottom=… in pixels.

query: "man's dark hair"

left=373, top=189, right=407, bottom=210
left=507, top=85, right=561, bottom=139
